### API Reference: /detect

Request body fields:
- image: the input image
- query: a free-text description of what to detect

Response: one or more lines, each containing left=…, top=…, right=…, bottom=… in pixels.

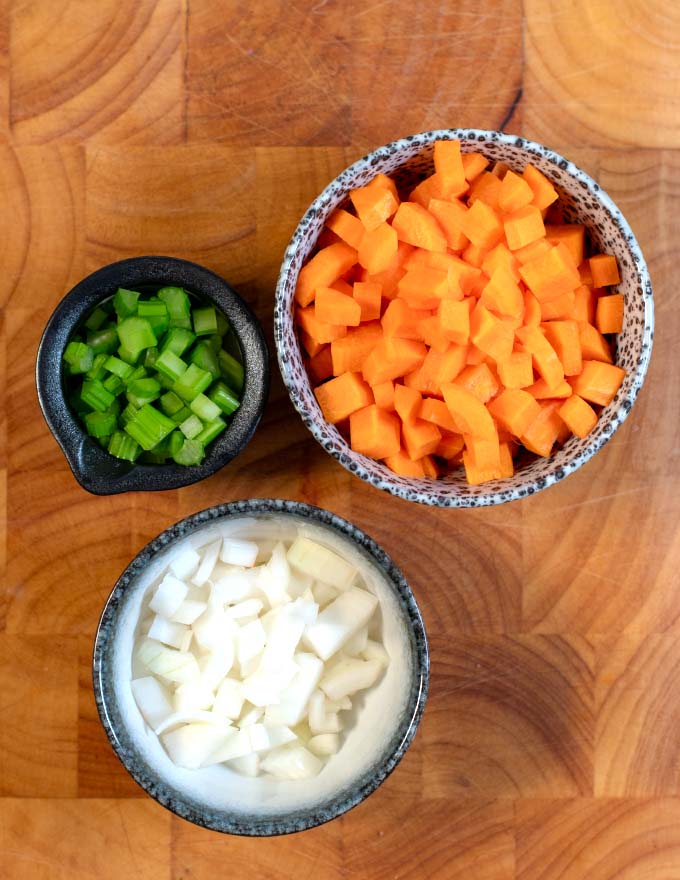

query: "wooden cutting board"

left=1, top=1, right=678, bottom=877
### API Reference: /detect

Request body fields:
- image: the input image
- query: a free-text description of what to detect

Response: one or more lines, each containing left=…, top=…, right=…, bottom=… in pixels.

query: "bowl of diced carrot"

left=274, top=130, right=654, bottom=507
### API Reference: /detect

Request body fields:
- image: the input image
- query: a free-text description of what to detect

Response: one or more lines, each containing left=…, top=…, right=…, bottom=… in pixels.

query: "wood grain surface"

left=0, top=1, right=677, bottom=877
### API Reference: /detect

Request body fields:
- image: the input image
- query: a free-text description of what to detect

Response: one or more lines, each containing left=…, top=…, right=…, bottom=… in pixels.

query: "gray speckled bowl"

left=93, top=499, right=429, bottom=836
left=274, top=129, right=654, bottom=507
left=36, top=256, right=269, bottom=495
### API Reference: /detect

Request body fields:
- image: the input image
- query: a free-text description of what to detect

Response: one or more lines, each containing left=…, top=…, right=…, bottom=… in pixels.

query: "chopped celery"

left=209, top=380, right=240, bottom=416
left=155, top=350, right=188, bottom=383
left=189, top=392, right=221, bottom=423
left=104, top=355, right=134, bottom=380
left=171, top=405, right=192, bottom=424
left=179, top=414, right=204, bottom=439
left=193, top=305, right=218, bottom=336
left=81, top=379, right=115, bottom=413
left=216, top=311, right=230, bottom=337
left=172, top=438, right=205, bottom=466
left=160, top=327, right=195, bottom=357
left=172, top=363, right=212, bottom=402
left=86, top=353, right=108, bottom=380
left=123, top=404, right=175, bottom=451
left=160, top=390, right=185, bottom=417
left=108, top=431, right=141, bottom=462
left=195, top=417, right=227, bottom=446
left=189, top=340, right=220, bottom=379
left=64, top=341, right=94, bottom=374
left=144, top=346, right=159, bottom=369
left=84, top=306, right=108, bottom=332
left=126, top=377, right=161, bottom=408
left=103, top=374, right=124, bottom=396
left=218, top=349, right=244, bottom=392
left=117, top=317, right=157, bottom=358
left=87, top=326, right=119, bottom=355
left=113, top=288, right=140, bottom=319
left=158, top=287, right=191, bottom=329
left=84, top=411, right=117, bottom=438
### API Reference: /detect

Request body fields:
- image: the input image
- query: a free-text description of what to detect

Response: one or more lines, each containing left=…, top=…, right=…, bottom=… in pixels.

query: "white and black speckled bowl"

left=36, top=256, right=269, bottom=494
left=93, top=498, right=429, bottom=836
left=274, top=130, right=654, bottom=507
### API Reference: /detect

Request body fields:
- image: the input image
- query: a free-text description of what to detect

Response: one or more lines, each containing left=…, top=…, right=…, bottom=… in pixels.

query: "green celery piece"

left=120, top=403, right=139, bottom=426
left=84, top=306, right=108, bottom=332
left=104, top=355, right=135, bottom=380
left=113, top=288, right=140, bottom=319
left=108, top=430, right=141, bottom=462
left=171, top=405, right=192, bottom=424
left=146, top=313, right=170, bottom=337
left=63, top=341, right=94, bottom=374
left=206, top=334, right=223, bottom=354
left=137, top=300, right=168, bottom=318
left=156, top=372, right=176, bottom=391
left=84, top=410, right=117, bottom=438
left=189, top=340, right=220, bottom=379
left=172, top=438, right=205, bottom=466
left=86, top=353, right=108, bottom=380
left=172, top=363, right=212, bottom=402
left=123, top=403, right=175, bottom=451
left=117, top=316, right=157, bottom=358
left=144, top=346, right=159, bottom=369
left=216, top=311, right=230, bottom=337
left=123, top=365, right=147, bottom=386
left=117, top=344, right=141, bottom=365
left=160, top=327, right=195, bottom=357
left=86, top=326, right=119, bottom=355
left=81, top=379, right=115, bottom=413
left=192, top=305, right=218, bottom=336
left=126, top=377, right=161, bottom=408
left=155, top=350, right=188, bottom=383
left=218, top=349, right=244, bottom=393
left=168, top=430, right=184, bottom=457
left=189, top=392, right=221, bottom=423
left=209, top=380, right=240, bottom=416
left=179, top=414, right=204, bottom=439
left=158, top=287, right=192, bottom=329
left=160, top=390, right=184, bottom=417
left=102, top=374, right=124, bottom=395
left=195, top=417, right=227, bottom=446
left=104, top=397, right=122, bottom=419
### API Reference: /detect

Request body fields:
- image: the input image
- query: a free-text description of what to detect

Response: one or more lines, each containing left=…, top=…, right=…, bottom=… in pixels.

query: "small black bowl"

left=36, top=256, right=269, bottom=495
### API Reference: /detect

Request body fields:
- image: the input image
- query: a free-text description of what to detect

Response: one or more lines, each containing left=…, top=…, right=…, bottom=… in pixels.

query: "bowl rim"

left=92, top=498, right=430, bottom=836
left=36, top=255, right=270, bottom=495
left=274, top=128, right=655, bottom=507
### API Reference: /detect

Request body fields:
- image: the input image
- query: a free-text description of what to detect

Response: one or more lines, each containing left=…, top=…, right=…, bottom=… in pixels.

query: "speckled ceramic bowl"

left=274, top=129, right=654, bottom=507
left=93, top=498, right=429, bottom=836
left=36, top=256, right=269, bottom=494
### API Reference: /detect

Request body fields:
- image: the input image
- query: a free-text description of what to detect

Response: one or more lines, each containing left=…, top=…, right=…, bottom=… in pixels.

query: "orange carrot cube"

left=353, top=281, right=382, bottom=322
left=392, top=202, right=447, bottom=252
left=350, top=404, right=401, bottom=459
left=595, top=293, right=624, bottom=334
left=504, top=204, right=546, bottom=251
left=461, top=199, right=505, bottom=250
left=296, top=242, right=358, bottom=307
left=589, top=254, right=621, bottom=287
left=358, top=222, right=398, bottom=274
left=542, top=320, right=582, bottom=376
left=522, top=164, right=558, bottom=211
left=350, top=183, right=398, bottom=231
left=314, top=372, right=374, bottom=424
left=569, top=360, right=625, bottom=406
left=497, top=351, right=534, bottom=389
left=326, top=209, right=365, bottom=249
left=558, top=394, right=598, bottom=439
left=315, top=286, right=362, bottom=327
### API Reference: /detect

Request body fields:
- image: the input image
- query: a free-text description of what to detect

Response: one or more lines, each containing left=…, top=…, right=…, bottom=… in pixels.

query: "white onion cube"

left=308, top=733, right=340, bottom=757
left=149, top=575, right=189, bottom=619
left=137, top=639, right=200, bottom=684
left=202, top=727, right=252, bottom=766
left=168, top=545, right=201, bottom=581
left=303, top=587, right=378, bottom=660
left=212, top=569, right=258, bottom=604
left=162, top=722, right=230, bottom=769
left=261, top=744, right=324, bottom=779
left=171, top=599, right=207, bottom=626
left=308, top=690, right=342, bottom=735
left=319, top=658, right=383, bottom=702
left=311, top=581, right=339, bottom=608
left=248, top=724, right=296, bottom=753
left=174, top=679, right=215, bottom=713
left=362, top=639, right=390, bottom=666
left=343, top=625, right=368, bottom=657
left=198, top=640, right=235, bottom=691
left=191, top=540, right=221, bottom=587
left=220, top=539, right=259, bottom=568
left=287, top=537, right=357, bottom=590
left=226, top=599, right=264, bottom=619
left=131, top=677, right=173, bottom=729
left=213, top=678, right=244, bottom=720
left=263, top=652, right=323, bottom=727
left=225, top=753, right=260, bottom=777
left=148, top=615, right=188, bottom=650
left=237, top=619, right=267, bottom=668
left=257, top=542, right=292, bottom=607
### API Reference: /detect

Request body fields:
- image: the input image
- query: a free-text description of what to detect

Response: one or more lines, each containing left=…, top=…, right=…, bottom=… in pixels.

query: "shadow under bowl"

left=36, top=256, right=269, bottom=494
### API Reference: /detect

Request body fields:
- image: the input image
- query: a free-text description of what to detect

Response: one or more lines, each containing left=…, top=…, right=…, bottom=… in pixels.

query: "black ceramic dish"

left=93, top=498, right=429, bottom=836
left=36, top=256, right=269, bottom=494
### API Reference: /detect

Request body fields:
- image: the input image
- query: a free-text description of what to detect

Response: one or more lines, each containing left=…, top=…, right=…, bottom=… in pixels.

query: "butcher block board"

left=1, top=1, right=679, bottom=877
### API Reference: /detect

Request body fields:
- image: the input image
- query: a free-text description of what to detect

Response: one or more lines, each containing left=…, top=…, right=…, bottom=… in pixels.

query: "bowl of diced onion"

left=93, top=498, right=429, bottom=835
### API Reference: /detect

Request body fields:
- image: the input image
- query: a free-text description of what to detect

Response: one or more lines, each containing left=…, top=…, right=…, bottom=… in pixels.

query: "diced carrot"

left=361, top=241, right=413, bottom=299
left=497, top=351, right=533, bottom=389
left=419, top=315, right=452, bottom=353
left=542, top=320, right=582, bottom=376
left=353, top=280, right=382, bottom=321
left=297, top=305, right=348, bottom=344
left=371, top=379, right=395, bottom=411
left=589, top=253, right=621, bottom=287
left=299, top=328, right=325, bottom=358
left=470, top=303, right=515, bottom=362
left=392, top=202, right=447, bottom=252
left=519, top=242, right=580, bottom=302
left=421, top=455, right=439, bottom=477
left=462, top=152, right=489, bottom=182
left=394, top=383, right=423, bottom=422
left=454, top=363, right=499, bottom=403
left=331, top=278, right=354, bottom=297
left=488, top=388, right=542, bottom=437
left=358, top=222, right=398, bottom=274
left=462, top=451, right=502, bottom=484
left=382, top=299, right=430, bottom=339
left=330, top=321, right=383, bottom=375
left=520, top=401, right=565, bottom=457
left=362, top=337, right=428, bottom=386
left=434, top=140, right=467, bottom=197
left=405, top=344, right=468, bottom=395
left=480, top=265, right=524, bottom=318
left=383, top=449, right=431, bottom=477
left=524, top=291, right=542, bottom=327
left=498, top=441, right=514, bottom=477
left=578, top=322, right=613, bottom=363
left=468, top=171, right=502, bottom=210
left=296, top=242, right=358, bottom=307
left=460, top=198, right=504, bottom=250
left=514, top=238, right=553, bottom=265
left=573, top=285, right=596, bottom=324
left=439, top=299, right=471, bottom=345
left=482, top=242, right=521, bottom=282
left=350, top=404, right=401, bottom=459
left=498, top=170, right=534, bottom=214
left=596, top=293, right=624, bottom=334
left=314, top=371, right=373, bottom=424
left=569, top=360, right=625, bottom=406
left=504, top=205, right=546, bottom=251
left=578, top=261, right=594, bottom=287
left=435, top=431, right=465, bottom=459
left=540, top=291, right=575, bottom=321
left=409, top=173, right=446, bottom=208
left=402, top=416, right=442, bottom=460
left=419, top=397, right=458, bottom=433
left=397, top=264, right=448, bottom=309
left=558, top=394, right=597, bottom=439
left=546, top=224, right=585, bottom=267
left=428, top=198, right=469, bottom=251
left=315, top=286, right=362, bottom=327
left=526, top=377, right=572, bottom=399
left=522, top=164, right=558, bottom=211
left=516, top=324, right=564, bottom=390
left=371, top=173, right=400, bottom=202
left=350, top=183, right=398, bottom=231
left=307, top=346, right=333, bottom=385
left=461, top=242, right=487, bottom=269
left=463, top=433, right=502, bottom=474
left=326, top=208, right=365, bottom=250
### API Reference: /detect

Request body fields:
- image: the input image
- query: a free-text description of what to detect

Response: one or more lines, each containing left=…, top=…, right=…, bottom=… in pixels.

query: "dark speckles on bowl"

left=36, top=256, right=269, bottom=494
left=274, top=129, right=654, bottom=507
left=93, top=499, right=429, bottom=836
